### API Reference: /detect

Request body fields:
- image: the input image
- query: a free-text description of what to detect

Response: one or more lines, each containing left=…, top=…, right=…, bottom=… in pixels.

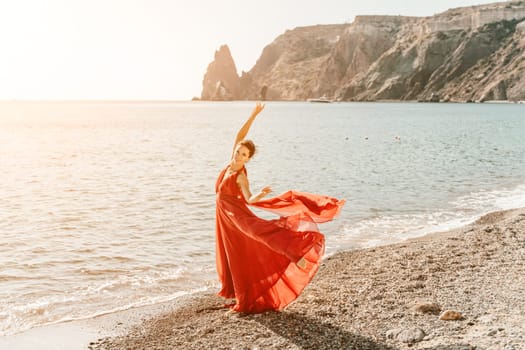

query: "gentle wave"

left=46, top=286, right=210, bottom=327
left=0, top=266, right=214, bottom=336
left=0, top=285, right=211, bottom=337
left=329, top=183, right=525, bottom=253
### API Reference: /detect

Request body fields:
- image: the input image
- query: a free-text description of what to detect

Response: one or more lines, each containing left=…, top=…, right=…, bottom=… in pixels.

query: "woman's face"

left=233, top=144, right=251, bottom=165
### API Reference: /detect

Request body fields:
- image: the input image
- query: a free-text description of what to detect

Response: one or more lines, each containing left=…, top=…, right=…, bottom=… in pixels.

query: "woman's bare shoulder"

left=236, top=171, right=248, bottom=183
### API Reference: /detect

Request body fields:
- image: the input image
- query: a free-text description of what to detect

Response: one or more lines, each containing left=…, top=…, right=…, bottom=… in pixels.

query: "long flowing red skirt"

left=215, top=166, right=345, bottom=313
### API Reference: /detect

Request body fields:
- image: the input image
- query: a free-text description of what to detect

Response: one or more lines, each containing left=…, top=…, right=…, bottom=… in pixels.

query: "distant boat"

left=307, top=96, right=332, bottom=103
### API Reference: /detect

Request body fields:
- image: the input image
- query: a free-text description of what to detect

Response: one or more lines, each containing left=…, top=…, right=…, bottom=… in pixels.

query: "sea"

left=1, top=100, right=524, bottom=337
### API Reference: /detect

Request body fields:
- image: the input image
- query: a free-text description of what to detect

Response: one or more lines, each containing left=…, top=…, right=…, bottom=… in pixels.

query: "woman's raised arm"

left=232, top=102, right=265, bottom=157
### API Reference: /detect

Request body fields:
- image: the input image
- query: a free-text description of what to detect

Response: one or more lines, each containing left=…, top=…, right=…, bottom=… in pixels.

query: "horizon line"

left=0, top=98, right=196, bottom=103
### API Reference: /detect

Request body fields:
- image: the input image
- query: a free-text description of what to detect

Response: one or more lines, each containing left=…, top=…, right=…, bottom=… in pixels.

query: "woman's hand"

left=247, top=186, right=272, bottom=204
left=259, top=186, right=272, bottom=197
left=251, top=102, right=265, bottom=117
left=244, top=185, right=273, bottom=204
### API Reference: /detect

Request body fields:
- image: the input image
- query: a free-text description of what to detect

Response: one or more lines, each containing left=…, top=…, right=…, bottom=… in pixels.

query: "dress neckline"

left=219, top=165, right=244, bottom=188
left=227, top=164, right=244, bottom=173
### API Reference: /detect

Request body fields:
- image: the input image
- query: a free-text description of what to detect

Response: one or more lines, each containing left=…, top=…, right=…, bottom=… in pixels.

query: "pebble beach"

left=87, top=207, right=525, bottom=350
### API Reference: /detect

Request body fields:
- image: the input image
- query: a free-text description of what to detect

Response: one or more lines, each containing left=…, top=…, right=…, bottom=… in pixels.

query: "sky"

left=0, top=0, right=502, bottom=101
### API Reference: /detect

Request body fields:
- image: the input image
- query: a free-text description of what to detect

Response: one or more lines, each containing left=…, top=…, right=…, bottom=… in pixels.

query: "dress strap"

left=215, top=166, right=229, bottom=193
left=216, top=165, right=247, bottom=192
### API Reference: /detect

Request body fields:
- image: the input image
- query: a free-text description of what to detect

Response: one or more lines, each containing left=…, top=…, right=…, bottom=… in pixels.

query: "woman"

left=215, top=102, right=345, bottom=313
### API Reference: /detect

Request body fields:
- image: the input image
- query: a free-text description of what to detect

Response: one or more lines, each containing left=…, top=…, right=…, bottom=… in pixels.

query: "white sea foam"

left=329, top=183, right=525, bottom=254
left=47, top=286, right=210, bottom=326
left=0, top=285, right=210, bottom=337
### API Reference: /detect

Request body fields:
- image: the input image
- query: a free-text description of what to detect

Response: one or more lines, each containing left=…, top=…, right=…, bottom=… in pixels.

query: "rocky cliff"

left=201, top=1, right=525, bottom=102
left=200, top=45, right=240, bottom=100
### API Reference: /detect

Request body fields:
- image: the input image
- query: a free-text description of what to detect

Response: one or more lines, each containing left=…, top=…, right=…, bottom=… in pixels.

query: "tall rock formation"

left=201, top=1, right=525, bottom=102
left=201, top=45, right=240, bottom=100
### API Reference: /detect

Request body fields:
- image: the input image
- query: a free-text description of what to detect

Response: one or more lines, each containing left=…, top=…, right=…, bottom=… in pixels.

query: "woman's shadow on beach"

left=252, top=310, right=396, bottom=350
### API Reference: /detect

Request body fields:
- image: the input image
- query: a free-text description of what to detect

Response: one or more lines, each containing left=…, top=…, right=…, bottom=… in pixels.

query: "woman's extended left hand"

left=260, top=186, right=272, bottom=195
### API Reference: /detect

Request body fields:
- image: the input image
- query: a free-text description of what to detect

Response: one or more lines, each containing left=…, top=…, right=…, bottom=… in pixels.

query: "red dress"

left=215, top=165, right=345, bottom=313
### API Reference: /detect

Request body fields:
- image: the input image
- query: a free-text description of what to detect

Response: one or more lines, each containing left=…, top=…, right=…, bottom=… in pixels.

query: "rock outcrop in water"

left=200, top=45, right=240, bottom=101
left=200, top=1, right=525, bottom=102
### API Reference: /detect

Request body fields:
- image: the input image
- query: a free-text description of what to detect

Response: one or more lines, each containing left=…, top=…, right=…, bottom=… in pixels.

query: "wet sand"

left=4, top=208, right=524, bottom=349
left=88, top=208, right=525, bottom=349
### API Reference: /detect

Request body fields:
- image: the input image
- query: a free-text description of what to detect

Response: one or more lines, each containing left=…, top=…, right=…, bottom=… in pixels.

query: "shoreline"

left=3, top=207, right=525, bottom=349
left=0, top=292, right=205, bottom=350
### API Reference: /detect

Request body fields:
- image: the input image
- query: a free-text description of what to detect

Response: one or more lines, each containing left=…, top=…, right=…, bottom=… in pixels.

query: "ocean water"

left=1, top=101, right=524, bottom=336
